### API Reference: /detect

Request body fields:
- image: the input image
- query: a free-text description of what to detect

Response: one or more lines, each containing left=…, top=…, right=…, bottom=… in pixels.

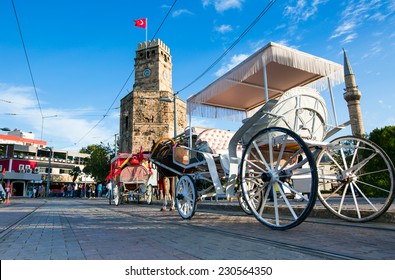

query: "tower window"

left=124, top=115, right=129, bottom=130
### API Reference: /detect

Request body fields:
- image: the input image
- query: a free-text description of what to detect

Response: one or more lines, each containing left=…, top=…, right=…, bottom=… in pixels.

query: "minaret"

left=343, top=49, right=364, bottom=137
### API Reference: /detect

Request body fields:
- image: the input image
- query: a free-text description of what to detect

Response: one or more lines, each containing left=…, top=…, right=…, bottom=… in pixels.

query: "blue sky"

left=0, top=0, right=394, bottom=152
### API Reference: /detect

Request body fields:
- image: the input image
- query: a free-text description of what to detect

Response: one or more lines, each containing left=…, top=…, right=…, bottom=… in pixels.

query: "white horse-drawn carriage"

left=150, top=42, right=394, bottom=230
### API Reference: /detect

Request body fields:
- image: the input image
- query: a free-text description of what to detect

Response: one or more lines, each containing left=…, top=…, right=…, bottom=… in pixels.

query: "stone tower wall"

left=133, top=39, right=173, bottom=92
left=119, top=39, right=187, bottom=153
left=119, top=91, right=186, bottom=153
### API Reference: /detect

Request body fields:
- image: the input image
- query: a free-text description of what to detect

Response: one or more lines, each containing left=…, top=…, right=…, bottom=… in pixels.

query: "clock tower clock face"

left=163, top=70, right=168, bottom=80
left=143, top=68, right=151, bottom=77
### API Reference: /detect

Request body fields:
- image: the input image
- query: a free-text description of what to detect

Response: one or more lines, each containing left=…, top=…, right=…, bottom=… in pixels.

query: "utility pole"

left=44, top=147, right=53, bottom=197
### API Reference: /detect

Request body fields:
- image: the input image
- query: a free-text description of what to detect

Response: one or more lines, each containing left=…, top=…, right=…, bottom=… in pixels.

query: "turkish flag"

left=134, top=18, right=147, bottom=29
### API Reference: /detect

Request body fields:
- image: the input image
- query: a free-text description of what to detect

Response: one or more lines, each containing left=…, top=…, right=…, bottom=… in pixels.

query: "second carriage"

left=150, top=42, right=394, bottom=230
left=109, top=152, right=157, bottom=206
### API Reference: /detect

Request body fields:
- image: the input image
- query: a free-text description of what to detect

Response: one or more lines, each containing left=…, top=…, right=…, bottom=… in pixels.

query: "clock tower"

left=133, top=39, right=173, bottom=92
left=119, top=39, right=187, bottom=153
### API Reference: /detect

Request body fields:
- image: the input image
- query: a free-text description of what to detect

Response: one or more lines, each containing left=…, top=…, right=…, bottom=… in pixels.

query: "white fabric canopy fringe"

left=187, top=42, right=344, bottom=122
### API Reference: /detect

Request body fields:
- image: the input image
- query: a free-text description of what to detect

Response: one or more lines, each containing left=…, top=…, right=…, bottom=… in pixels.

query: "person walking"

left=67, top=183, right=73, bottom=197
left=97, top=183, right=103, bottom=197
left=4, top=183, right=11, bottom=205
left=38, top=185, right=45, bottom=198
left=80, top=184, right=85, bottom=198
left=105, top=181, right=112, bottom=199
left=0, top=183, right=6, bottom=203
left=91, top=183, right=96, bottom=199
left=86, top=184, right=91, bottom=199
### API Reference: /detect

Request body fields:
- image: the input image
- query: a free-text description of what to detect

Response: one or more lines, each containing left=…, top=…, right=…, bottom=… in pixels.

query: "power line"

left=71, top=68, right=134, bottom=148
left=69, top=1, right=178, bottom=149
left=11, top=0, right=43, bottom=119
left=177, top=0, right=277, bottom=93
left=150, top=0, right=178, bottom=40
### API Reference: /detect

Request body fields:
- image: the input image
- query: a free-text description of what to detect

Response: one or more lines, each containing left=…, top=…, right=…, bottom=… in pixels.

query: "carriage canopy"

left=187, top=42, right=344, bottom=122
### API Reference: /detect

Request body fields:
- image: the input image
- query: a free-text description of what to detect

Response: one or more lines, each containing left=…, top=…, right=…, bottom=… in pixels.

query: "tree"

left=80, top=143, right=114, bottom=183
left=69, top=166, right=82, bottom=182
left=367, top=126, right=395, bottom=165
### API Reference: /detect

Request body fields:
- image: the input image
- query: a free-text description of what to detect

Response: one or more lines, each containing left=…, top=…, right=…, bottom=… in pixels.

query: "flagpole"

left=145, top=18, right=148, bottom=59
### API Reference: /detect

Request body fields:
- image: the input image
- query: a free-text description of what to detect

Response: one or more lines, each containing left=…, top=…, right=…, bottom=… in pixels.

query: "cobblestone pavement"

left=0, top=197, right=394, bottom=260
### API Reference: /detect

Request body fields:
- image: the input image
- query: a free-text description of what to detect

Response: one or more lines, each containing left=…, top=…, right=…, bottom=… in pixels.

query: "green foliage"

left=362, top=126, right=395, bottom=197
left=367, top=126, right=395, bottom=166
left=69, top=166, right=81, bottom=182
left=80, top=143, right=115, bottom=183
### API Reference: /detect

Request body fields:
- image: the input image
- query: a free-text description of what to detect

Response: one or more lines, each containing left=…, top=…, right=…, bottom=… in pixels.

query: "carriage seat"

left=195, top=128, right=242, bottom=175
left=195, top=128, right=235, bottom=155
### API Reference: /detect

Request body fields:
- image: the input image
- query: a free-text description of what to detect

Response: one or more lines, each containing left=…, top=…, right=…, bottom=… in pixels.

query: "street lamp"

left=43, top=147, right=53, bottom=197
left=159, top=92, right=179, bottom=138
left=114, top=133, right=119, bottom=155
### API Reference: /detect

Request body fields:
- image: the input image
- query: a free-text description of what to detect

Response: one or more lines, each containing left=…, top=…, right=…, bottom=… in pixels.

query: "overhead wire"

left=150, top=0, right=178, bottom=40
left=177, top=0, right=277, bottom=94
left=10, top=0, right=275, bottom=149
left=67, top=0, right=178, bottom=149
left=11, top=0, right=43, bottom=118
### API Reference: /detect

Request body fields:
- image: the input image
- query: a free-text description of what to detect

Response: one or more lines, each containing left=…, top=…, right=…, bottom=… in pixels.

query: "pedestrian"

left=87, top=184, right=91, bottom=198
left=0, top=183, right=6, bottom=202
left=97, top=183, right=103, bottom=197
left=91, top=183, right=96, bottom=199
left=80, top=184, right=85, bottom=198
left=106, top=181, right=112, bottom=199
left=74, top=183, right=79, bottom=198
left=38, top=185, right=45, bottom=197
left=67, top=183, right=73, bottom=197
left=4, top=183, right=11, bottom=205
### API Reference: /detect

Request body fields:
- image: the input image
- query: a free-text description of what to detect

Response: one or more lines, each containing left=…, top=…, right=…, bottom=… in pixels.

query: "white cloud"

left=330, top=0, right=391, bottom=44
left=330, top=21, right=357, bottom=39
left=203, top=0, right=244, bottom=13
left=341, top=33, right=358, bottom=44
left=284, top=0, right=327, bottom=22
left=172, top=9, right=194, bottom=17
left=0, top=83, right=117, bottom=151
left=215, top=53, right=249, bottom=77
left=214, top=24, right=233, bottom=34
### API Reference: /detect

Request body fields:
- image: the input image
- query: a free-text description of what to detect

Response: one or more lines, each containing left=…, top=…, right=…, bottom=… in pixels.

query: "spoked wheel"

left=240, top=127, right=318, bottom=230
left=238, top=187, right=262, bottom=215
left=145, top=184, right=153, bottom=205
left=175, top=175, right=197, bottom=219
left=317, top=136, right=395, bottom=222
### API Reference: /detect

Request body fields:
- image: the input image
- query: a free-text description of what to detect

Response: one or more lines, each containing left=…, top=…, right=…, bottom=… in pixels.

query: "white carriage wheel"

left=240, top=127, right=318, bottom=230
left=238, top=187, right=262, bottom=215
left=317, top=136, right=395, bottom=222
left=175, top=175, right=197, bottom=219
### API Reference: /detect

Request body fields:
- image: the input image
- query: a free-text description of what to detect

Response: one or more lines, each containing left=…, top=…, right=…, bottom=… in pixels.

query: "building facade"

left=119, top=39, right=187, bottom=153
left=0, top=130, right=93, bottom=197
